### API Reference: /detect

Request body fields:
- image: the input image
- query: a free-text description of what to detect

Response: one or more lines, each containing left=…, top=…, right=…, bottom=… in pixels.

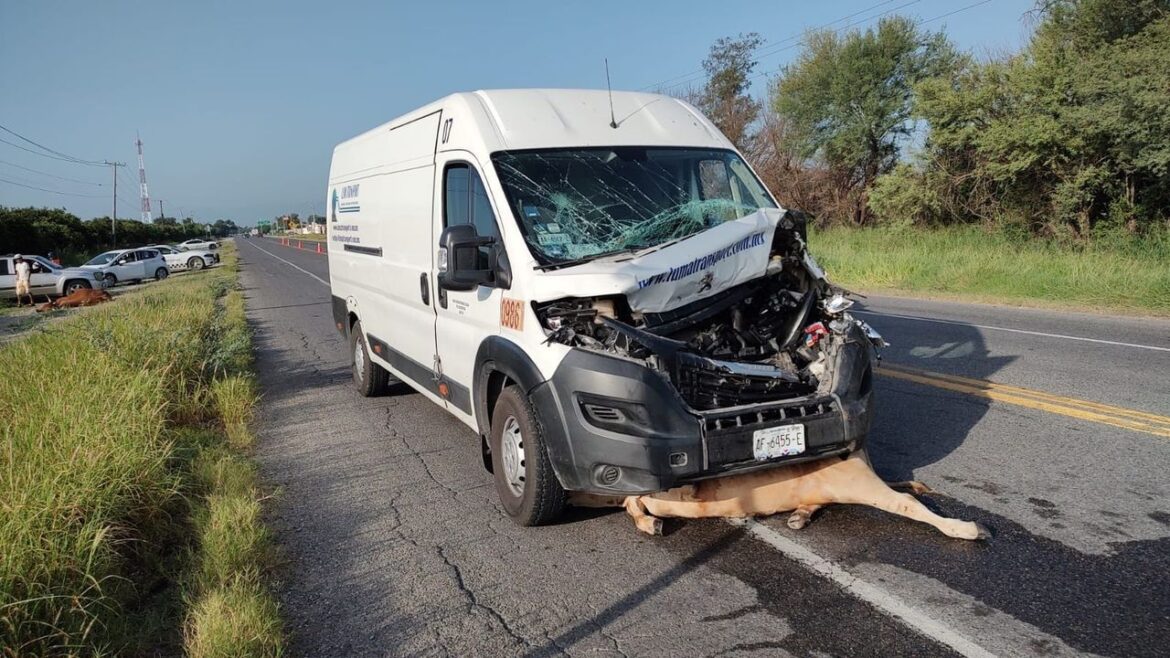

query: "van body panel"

left=328, top=111, right=444, bottom=410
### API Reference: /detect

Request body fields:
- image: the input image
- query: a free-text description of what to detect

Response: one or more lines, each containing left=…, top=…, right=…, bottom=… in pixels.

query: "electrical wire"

left=0, top=176, right=106, bottom=198
left=639, top=0, right=909, bottom=91
left=0, top=158, right=105, bottom=186
left=0, top=123, right=108, bottom=165
left=744, top=0, right=993, bottom=85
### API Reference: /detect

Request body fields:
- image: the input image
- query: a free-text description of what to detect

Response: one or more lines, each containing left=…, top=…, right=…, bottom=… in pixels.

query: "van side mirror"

left=437, top=224, right=495, bottom=291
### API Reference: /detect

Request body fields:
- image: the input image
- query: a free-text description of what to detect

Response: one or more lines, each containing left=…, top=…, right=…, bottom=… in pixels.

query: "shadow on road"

left=857, top=302, right=1014, bottom=482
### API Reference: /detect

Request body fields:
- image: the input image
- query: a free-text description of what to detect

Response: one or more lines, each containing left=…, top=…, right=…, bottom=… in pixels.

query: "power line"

left=0, top=175, right=106, bottom=198
left=0, top=158, right=105, bottom=186
left=0, top=136, right=108, bottom=165
left=0, top=123, right=107, bottom=166
left=640, top=0, right=907, bottom=91
left=745, top=0, right=992, bottom=85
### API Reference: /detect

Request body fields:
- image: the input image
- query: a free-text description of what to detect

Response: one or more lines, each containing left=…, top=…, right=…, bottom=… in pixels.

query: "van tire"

left=490, top=385, right=566, bottom=526
left=350, top=320, right=388, bottom=397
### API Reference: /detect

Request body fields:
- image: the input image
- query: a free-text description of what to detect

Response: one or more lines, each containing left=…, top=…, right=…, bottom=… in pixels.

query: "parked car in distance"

left=78, top=248, right=170, bottom=287
left=148, top=244, right=219, bottom=271
left=177, top=238, right=219, bottom=252
left=1, top=254, right=101, bottom=300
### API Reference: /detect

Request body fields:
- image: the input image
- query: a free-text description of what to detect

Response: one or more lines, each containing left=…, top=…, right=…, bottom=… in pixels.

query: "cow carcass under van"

left=327, top=90, right=954, bottom=535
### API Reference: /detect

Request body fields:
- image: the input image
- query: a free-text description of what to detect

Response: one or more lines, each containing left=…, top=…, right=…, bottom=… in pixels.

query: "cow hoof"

left=975, top=523, right=992, bottom=541
left=786, top=511, right=810, bottom=530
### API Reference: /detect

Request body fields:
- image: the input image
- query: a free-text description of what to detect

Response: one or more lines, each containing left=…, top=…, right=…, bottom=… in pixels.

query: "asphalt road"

left=236, top=237, right=1170, bottom=658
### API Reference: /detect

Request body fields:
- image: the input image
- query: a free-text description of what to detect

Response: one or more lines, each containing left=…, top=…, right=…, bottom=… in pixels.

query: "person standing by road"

left=13, top=254, right=33, bottom=307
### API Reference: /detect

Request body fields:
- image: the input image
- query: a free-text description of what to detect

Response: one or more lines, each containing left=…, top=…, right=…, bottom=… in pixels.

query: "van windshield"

left=491, top=147, right=776, bottom=267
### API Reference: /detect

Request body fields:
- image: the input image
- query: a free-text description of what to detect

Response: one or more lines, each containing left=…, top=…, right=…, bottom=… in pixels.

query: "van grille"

left=676, top=358, right=816, bottom=411
left=703, top=398, right=837, bottom=434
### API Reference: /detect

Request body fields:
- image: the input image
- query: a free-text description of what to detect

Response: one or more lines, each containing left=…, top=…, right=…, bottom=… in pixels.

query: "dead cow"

left=36, top=288, right=113, bottom=312
left=570, top=451, right=988, bottom=540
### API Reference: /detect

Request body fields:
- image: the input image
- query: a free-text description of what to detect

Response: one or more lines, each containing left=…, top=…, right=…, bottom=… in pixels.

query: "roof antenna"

left=605, top=58, right=618, bottom=129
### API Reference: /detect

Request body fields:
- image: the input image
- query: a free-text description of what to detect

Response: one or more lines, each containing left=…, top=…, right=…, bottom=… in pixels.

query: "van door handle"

left=419, top=273, right=430, bottom=306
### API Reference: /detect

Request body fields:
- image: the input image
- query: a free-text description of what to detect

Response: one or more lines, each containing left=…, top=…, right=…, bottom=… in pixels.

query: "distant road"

left=238, top=237, right=1170, bottom=658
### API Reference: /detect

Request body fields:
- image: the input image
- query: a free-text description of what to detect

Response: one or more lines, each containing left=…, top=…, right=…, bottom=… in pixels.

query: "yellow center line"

left=880, top=363, right=1170, bottom=425
left=877, top=365, right=1170, bottom=439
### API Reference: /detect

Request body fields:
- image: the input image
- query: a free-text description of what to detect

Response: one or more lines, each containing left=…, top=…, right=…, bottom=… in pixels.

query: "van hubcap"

left=354, top=341, right=365, bottom=382
left=501, top=416, right=525, bottom=497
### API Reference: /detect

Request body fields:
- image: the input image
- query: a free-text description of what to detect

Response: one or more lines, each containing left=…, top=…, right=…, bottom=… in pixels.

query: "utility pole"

left=106, top=161, right=126, bottom=247
left=158, top=199, right=164, bottom=220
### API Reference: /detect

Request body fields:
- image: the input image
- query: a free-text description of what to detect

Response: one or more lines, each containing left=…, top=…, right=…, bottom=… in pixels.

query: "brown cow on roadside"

left=570, top=451, right=988, bottom=540
left=36, top=288, right=113, bottom=312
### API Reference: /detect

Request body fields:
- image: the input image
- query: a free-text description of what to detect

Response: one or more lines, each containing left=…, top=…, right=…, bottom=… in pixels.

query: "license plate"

left=752, top=424, right=806, bottom=461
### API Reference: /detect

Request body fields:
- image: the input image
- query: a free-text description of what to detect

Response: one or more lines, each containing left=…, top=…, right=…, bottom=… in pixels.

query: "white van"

left=327, top=89, right=883, bottom=526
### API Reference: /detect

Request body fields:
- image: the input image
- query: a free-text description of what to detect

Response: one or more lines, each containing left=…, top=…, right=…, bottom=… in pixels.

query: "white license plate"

left=752, top=424, right=806, bottom=461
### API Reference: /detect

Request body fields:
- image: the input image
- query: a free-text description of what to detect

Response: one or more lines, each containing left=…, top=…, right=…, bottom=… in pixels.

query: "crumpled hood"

left=528, top=208, right=785, bottom=313
left=61, top=266, right=99, bottom=277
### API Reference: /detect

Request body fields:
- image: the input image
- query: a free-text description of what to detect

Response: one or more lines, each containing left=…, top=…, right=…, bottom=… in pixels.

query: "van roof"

left=337, top=89, right=733, bottom=154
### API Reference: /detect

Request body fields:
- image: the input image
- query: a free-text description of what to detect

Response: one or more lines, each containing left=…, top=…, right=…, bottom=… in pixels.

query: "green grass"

left=0, top=245, right=282, bottom=657
left=809, top=225, right=1170, bottom=316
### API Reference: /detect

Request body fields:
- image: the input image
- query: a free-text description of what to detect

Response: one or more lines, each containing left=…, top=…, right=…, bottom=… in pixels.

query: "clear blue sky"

left=0, top=0, right=1036, bottom=225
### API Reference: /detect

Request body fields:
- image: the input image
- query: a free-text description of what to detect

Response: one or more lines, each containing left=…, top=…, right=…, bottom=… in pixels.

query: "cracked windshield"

left=491, top=147, right=776, bottom=266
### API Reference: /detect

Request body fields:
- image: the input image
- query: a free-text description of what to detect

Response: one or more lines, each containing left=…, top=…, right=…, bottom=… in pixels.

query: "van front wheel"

left=350, top=320, right=388, bottom=397
left=490, top=385, right=566, bottom=526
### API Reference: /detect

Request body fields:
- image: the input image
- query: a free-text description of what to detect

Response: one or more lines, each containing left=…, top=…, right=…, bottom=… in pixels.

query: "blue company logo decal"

left=636, top=231, right=768, bottom=289
left=331, top=184, right=361, bottom=222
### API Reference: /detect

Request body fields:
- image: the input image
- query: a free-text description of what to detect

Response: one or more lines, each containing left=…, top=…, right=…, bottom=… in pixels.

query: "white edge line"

left=247, top=241, right=330, bottom=287
left=731, top=518, right=997, bottom=658
left=855, top=310, right=1170, bottom=353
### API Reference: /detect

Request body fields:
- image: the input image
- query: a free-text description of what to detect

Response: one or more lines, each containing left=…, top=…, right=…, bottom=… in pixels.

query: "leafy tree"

left=771, top=16, right=958, bottom=224
left=0, top=206, right=208, bottom=263
left=695, top=33, right=764, bottom=152
left=872, top=0, right=1170, bottom=236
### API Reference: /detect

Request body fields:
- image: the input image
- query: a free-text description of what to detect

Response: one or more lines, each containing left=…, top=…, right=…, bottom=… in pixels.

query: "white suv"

left=1, top=254, right=101, bottom=300
left=79, top=248, right=170, bottom=287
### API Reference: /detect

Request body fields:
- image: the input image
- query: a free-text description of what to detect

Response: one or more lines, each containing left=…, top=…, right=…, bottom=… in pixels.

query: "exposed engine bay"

left=533, top=219, right=886, bottom=411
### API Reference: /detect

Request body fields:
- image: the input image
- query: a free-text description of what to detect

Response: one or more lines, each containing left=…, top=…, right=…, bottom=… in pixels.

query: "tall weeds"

left=0, top=245, right=282, bottom=656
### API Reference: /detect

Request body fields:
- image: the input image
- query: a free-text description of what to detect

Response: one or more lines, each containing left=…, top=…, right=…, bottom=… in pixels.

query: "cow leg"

left=885, top=480, right=933, bottom=495
left=786, top=504, right=822, bottom=530
left=624, top=496, right=663, bottom=536
left=850, top=486, right=986, bottom=540
left=829, top=457, right=988, bottom=540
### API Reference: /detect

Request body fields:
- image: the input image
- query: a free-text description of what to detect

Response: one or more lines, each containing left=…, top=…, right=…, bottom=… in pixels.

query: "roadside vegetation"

left=0, top=206, right=239, bottom=265
left=669, top=0, right=1168, bottom=309
left=812, top=225, right=1170, bottom=315
left=0, top=244, right=282, bottom=657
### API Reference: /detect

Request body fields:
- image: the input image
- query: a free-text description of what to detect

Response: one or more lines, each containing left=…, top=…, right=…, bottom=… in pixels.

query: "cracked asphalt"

left=238, top=238, right=1170, bottom=657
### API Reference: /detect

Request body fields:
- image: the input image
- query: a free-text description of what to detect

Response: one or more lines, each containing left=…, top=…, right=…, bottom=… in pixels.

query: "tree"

left=871, top=0, right=1170, bottom=236
left=772, top=16, right=958, bottom=224
left=695, top=33, right=764, bottom=152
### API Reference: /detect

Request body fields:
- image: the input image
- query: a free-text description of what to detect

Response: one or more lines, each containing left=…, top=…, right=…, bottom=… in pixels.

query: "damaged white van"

left=327, top=89, right=884, bottom=526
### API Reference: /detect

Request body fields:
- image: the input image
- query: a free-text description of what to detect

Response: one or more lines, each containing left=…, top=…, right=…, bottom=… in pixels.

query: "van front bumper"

left=532, top=344, right=874, bottom=495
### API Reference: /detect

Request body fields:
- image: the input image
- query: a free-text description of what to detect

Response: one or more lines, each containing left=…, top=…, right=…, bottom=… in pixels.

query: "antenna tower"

left=136, top=133, right=152, bottom=222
